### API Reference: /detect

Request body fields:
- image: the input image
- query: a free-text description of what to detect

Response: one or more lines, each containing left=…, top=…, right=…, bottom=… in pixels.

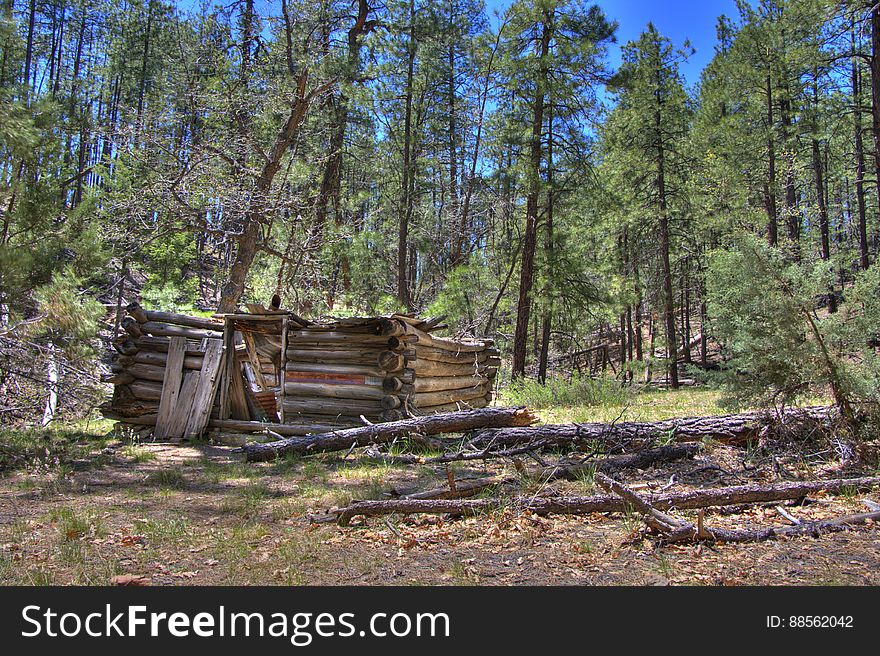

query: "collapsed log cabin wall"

left=101, top=305, right=500, bottom=439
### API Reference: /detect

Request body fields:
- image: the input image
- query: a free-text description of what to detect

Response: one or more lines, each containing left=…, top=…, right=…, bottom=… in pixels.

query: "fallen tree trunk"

left=242, top=407, right=537, bottom=461
left=331, top=476, right=880, bottom=525
left=401, top=475, right=515, bottom=501
left=595, top=472, right=880, bottom=544
left=468, top=406, right=838, bottom=451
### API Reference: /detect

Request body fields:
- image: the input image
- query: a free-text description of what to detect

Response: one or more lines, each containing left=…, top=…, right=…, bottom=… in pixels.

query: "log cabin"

left=101, top=303, right=500, bottom=443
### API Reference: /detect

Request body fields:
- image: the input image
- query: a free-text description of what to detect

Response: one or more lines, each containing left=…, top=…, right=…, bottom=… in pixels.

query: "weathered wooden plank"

left=154, top=337, right=187, bottom=439
left=166, top=371, right=199, bottom=438
left=228, top=350, right=251, bottom=421
left=184, top=340, right=226, bottom=438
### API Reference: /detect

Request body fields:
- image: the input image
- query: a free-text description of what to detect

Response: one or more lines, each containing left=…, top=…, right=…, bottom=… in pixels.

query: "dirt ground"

left=1, top=426, right=879, bottom=586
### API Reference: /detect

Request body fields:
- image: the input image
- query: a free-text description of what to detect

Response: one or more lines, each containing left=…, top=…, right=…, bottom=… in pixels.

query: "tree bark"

left=397, top=0, right=417, bottom=311
left=242, top=407, right=537, bottom=461
left=332, top=475, right=880, bottom=526
left=466, top=406, right=838, bottom=451
left=853, top=29, right=870, bottom=271
left=512, top=12, right=551, bottom=379
left=764, top=73, right=779, bottom=246
left=218, top=73, right=332, bottom=313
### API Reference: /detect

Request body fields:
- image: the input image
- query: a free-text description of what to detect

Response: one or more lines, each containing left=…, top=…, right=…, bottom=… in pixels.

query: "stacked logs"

left=281, top=315, right=499, bottom=426
left=102, top=307, right=500, bottom=438
left=100, top=303, right=225, bottom=429
left=377, top=316, right=499, bottom=417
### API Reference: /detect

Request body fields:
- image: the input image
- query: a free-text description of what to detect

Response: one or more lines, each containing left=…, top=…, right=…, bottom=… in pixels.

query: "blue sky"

left=485, top=0, right=744, bottom=87
left=178, top=0, right=743, bottom=87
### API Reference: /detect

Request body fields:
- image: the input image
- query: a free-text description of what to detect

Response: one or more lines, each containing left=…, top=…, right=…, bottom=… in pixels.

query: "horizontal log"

left=243, top=407, right=537, bottom=461
left=284, top=361, right=387, bottom=378
left=414, top=375, right=488, bottom=394
left=383, top=377, right=403, bottom=393
left=400, top=323, right=489, bottom=353
left=411, top=359, right=490, bottom=377
left=281, top=398, right=384, bottom=417
left=130, top=335, right=202, bottom=353
left=388, top=335, right=419, bottom=351
left=413, top=346, right=488, bottom=365
left=127, top=302, right=223, bottom=332
left=103, top=371, right=134, bottom=385
left=140, top=321, right=223, bottom=341
left=143, top=310, right=222, bottom=332
left=102, top=411, right=158, bottom=424
left=112, top=339, right=139, bottom=356
left=283, top=414, right=381, bottom=427
left=126, top=302, right=149, bottom=323
left=332, top=475, right=880, bottom=526
left=467, top=406, right=840, bottom=451
left=128, top=379, right=164, bottom=401
left=100, top=398, right=158, bottom=418
left=287, top=330, right=390, bottom=346
left=112, top=354, right=135, bottom=367
left=409, top=397, right=490, bottom=414
left=378, top=319, right=406, bottom=337
left=409, top=386, right=488, bottom=408
left=133, top=349, right=205, bottom=370
left=286, top=348, right=385, bottom=365
left=209, top=418, right=361, bottom=435
left=283, top=381, right=386, bottom=401
left=377, top=351, right=405, bottom=372
left=124, top=362, right=168, bottom=382
left=381, top=395, right=401, bottom=410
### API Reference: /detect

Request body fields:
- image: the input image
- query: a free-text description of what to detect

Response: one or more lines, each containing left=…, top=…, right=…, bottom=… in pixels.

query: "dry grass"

left=0, top=389, right=877, bottom=586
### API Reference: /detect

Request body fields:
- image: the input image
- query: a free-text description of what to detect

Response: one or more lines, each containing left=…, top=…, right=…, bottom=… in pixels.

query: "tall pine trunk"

left=512, top=16, right=551, bottom=379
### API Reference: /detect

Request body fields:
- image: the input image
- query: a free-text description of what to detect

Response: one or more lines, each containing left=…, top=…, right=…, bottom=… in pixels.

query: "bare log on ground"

left=596, top=472, right=880, bottom=544
left=595, top=472, right=690, bottom=534
left=401, top=475, right=515, bottom=501
left=330, top=476, right=880, bottom=526
left=242, top=407, right=537, bottom=461
left=467, top=406, right=838, bottom=451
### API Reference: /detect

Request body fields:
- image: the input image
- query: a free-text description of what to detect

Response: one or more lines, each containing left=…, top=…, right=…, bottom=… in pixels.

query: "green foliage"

left=706, top=236, right=878, bottom=411
left=30, top=268, right=104, bottom=358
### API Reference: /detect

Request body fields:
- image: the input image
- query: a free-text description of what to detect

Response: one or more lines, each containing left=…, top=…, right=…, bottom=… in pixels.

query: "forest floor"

left=1, top=389, right=879, bottom=586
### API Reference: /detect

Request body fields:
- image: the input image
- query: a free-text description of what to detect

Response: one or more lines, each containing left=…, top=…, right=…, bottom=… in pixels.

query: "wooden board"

left=166, top=371, right=199, bottom=437
left=184, top=340, right=226, bottom=438
left=154, top=337, right=187, bottom=439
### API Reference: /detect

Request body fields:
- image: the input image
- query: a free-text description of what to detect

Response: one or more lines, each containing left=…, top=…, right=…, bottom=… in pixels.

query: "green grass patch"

left=134, top=516, right=191, bottom=545
left=48, top=506, right=106, bottom=541
left=500, top=374, right=630, bottom=410
left=121, top=445, right=157, bottom=463
left=534, top=388, right=727, bottom=424
left=144, top=469, right=187, bottom=489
